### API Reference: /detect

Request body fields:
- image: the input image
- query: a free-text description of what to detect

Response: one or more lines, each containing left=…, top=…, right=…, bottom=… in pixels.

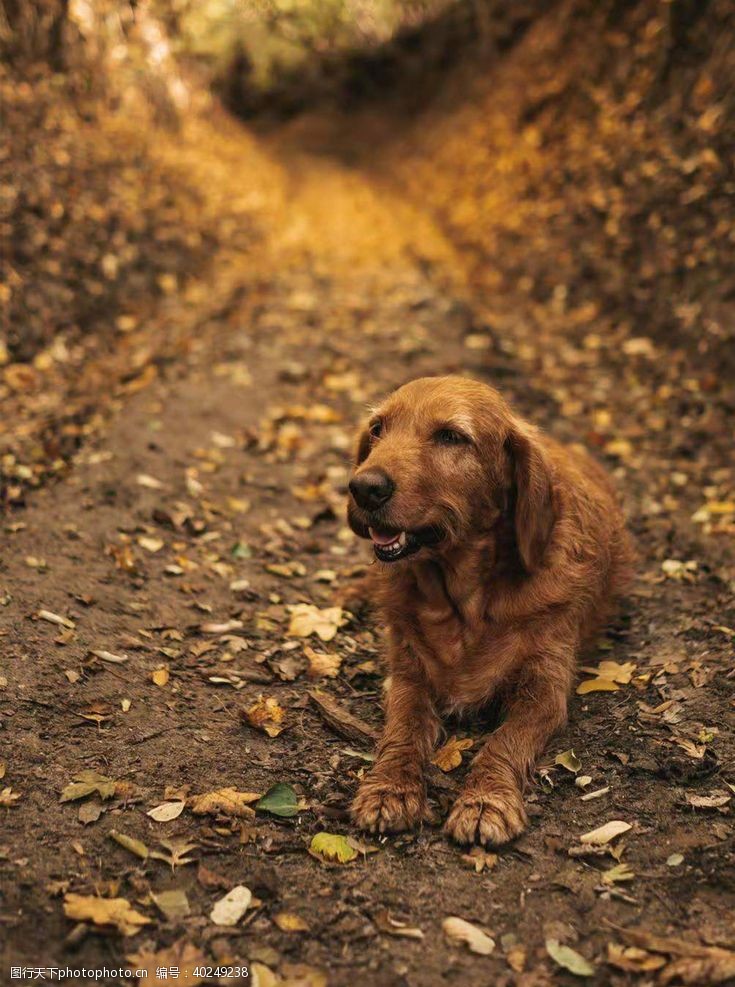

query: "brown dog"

left=347, top=375, right=634, bottom=845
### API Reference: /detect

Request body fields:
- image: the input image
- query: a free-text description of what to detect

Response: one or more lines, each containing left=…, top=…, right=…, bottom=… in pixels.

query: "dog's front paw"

left=351, top=776, right=431, bottom=834
left=445, top=786, right=527, bottom=846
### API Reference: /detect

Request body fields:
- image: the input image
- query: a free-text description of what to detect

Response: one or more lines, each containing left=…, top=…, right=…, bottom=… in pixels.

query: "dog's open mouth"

left=368, top=526, right=441, bottom=562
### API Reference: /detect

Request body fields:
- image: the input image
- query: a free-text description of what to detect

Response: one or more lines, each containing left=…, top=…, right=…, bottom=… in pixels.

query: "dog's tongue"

left=369, top=527, right=400, bottom=546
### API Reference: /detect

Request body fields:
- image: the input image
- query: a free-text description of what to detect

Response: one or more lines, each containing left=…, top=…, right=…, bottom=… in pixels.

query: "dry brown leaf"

left=304, top=645, right=342, bottom=679
left=63, top=893, right=150, bottom=936
left=244, top=695, right=285, bottom=737
left=580, top=820, right=631, bottom=844
left=374, top=909, right=424, bottom=939
left=432, top=735, right=474, bottom=772
left=443, top=916, right=495, bottom=955
left=617, top=927, right=735, bottom=985
left=287, top=603, right=346, bottom=642
left=190, top=787, right=260, bottom=818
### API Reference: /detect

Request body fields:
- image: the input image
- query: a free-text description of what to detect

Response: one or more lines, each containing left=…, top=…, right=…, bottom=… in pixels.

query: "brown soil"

left=2, top=42, right=735, bottom=987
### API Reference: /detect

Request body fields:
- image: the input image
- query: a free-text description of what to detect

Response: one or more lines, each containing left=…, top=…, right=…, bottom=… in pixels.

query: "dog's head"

left=347, top=375, right=555, bottom=572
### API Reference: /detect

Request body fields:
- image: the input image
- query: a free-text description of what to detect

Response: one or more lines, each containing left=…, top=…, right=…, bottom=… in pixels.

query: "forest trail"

left=2, top=102, right=734, bottom=987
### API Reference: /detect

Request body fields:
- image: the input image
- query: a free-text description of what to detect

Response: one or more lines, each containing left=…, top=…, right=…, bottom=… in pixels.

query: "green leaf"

left=309, top=832, right=358, bottom=864
left=255, top=782, right=300, bottom=818
left=546, top=939, right=595, bottom=977
left=231, top=542, right=252, bottom=559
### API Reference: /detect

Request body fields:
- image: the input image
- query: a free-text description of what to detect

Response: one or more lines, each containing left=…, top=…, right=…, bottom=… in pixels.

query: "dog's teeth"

left=397, top=531, right=406, bottom=547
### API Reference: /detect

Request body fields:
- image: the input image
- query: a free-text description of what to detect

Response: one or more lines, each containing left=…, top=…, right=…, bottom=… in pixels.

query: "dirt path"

left=1, top=111, right=734, bottom=987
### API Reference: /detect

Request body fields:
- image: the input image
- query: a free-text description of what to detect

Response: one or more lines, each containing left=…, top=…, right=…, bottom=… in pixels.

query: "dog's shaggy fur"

left=346, top=375, right=634, bottom=845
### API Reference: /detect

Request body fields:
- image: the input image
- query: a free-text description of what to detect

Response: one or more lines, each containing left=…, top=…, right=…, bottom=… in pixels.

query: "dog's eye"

left=369, top=420, right=383, bottom=440
left=434, top=428, right=469, bottom=446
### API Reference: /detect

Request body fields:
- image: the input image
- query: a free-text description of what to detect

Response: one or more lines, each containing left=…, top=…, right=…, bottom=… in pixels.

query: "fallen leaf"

left=374, top=909, right=424, bottom=939
left=601, top=862, right=635, bottom=885
left=617, top=927, right=735, bottom=985
left=63, top=893, right=150, bottom=936
left=580, top=661, right=636, bottom=684
left=309, top=832, right=358, bottom=864
left=89, top=649, right=128, bottom=664
left=580, top=820, right=631, bottom=844
left=244, top=695, right=285, bottom=737
left=152, top=888, right=190, bottom=922
left=287, top=604, right=346, bottom=642
left=606, top=942, right=666, bottom=973
left=256, top=783, right=300, bottom=818
left=60, top=771, right=117, bottom=803
left=78, top=802, right=102, bottom=825
left=274, top=911, right=310, bottom=932
left=110, top=830, right=150, bottom=861
left=138, top=536, right=164, bottom=553
left=580, top=786, right=610, bottom=802
left=190, top=788, right=260, bottom=818
left=555, top=749, right=582, bottom=773
left=152, top=666, right=170, bottom=687
left=546, top=939, right=595, bottom=976
left=433, top=735, right=474, bottom=772
left=443, top=916, right=495, bottom=956
left=147, top=800, right=185, bottom=822
left=304, top=646, right=342, bottom=678
left=210, top=885, right=252, bottom=926
left=152, top=838, right=199, bottom=870
left=37, top=609, right=75, bottom=629
left=576, top=678, right=620, bottom=695
left=686, top=792, right=731, bottom=809
left=136, top=474, right=164, bottom=490
left=201, top=618, right=244, bottom=634
left=0, top=787, right=21, bottom=806
left=127, top=939, right=207, bottom=986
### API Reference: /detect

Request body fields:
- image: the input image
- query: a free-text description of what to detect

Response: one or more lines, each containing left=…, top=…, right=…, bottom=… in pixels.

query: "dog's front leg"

left=445, top=658, right=570, bottom=846
left=352, top=655, right=439, bottom=834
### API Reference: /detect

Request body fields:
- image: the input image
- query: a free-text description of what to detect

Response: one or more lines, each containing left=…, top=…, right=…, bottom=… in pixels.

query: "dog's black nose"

left=349, top=469, right=395, bottom=511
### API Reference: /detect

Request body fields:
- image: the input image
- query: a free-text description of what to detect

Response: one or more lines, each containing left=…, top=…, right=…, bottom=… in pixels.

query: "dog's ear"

left=355, top=425, right=371, bottom=466
left=505, top=426, right=555, bottom=573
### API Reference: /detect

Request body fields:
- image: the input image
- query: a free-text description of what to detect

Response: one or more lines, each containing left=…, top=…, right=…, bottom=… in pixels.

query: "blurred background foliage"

left=1, top=0, right=734, bottom=490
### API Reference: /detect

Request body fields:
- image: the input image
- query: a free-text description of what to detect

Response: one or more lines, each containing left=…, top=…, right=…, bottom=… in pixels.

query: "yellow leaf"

left=304, top=646, right=342, bottom=679
left=287, top=604, right=346, bottom=642
left=137, top=536, right=164, bottom=553
left=244, top=696, right=285, bottom=737
left=443, top=916, right=495, bottom=955
left=152, top=667, right=170, bottom=687
left=580, top=820, right=631, bottom=844
left=63, top=893, right=150, bottom=936
left=576, top=677, right=620, bottom=695
left=273, top=911, right=310, bottom=932
left=432, top=736, right=474, bottom=772
left=190, top=787, right=260, bottom=818
left=580, top=660, right=636, bottom=684
left=606, top=943, right=666, bottom=974
left=309, top=832, right=358, bottom=864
